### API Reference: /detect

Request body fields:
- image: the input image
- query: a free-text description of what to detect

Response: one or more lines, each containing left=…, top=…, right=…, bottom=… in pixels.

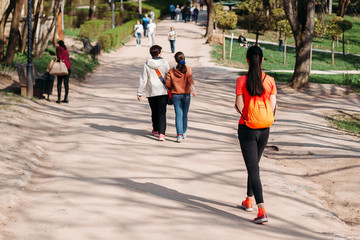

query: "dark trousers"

left=169, top=40, right=175, bottom=53
left=57, top=70, right=71, bottom=100
left=238, top=124, right=270, bottom=204
left=148, top=95, right=168, bottom=135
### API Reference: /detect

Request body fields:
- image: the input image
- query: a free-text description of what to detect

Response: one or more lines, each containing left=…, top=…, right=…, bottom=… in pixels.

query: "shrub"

left=99, top=19, right=137, bottom=49
left=80, top=19, right=111, bottom=38
left=74, top=9, right=89, bottom=28
left=64, top=15, right=78, bottom=29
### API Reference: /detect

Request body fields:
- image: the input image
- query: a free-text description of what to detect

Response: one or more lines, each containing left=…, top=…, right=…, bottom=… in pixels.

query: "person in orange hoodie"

left=166, top=52, right=197, bottom=143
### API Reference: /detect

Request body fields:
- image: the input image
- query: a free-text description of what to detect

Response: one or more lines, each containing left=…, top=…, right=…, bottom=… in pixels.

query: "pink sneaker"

left=159, top=134, right=165, bottom=141
left=152, top=130, right=159, bottom=137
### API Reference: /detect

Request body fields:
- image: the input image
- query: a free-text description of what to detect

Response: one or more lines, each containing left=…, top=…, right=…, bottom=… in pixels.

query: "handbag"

left=49, top=58, right=68, bottom=76
left=155, top=68, right=173, bottom=105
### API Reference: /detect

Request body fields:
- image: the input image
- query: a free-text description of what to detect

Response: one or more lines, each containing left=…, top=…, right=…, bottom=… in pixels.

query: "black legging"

left=148, top=95, right=168, bottom=135
left=57, top=70, right=71, bottom=100
left=238, top=124, right=270, bottom=204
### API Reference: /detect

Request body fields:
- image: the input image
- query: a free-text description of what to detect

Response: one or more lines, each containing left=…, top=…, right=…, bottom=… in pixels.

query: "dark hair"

left=174, top=51, right=187, bottom=73
left=57, top=40, right=67, bottom=50
left=246, top=46, right=264, bottom=96
left=150, top=45, right=162, bottom=57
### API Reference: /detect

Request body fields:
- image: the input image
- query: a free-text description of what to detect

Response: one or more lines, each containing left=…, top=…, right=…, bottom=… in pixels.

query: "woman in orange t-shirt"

left=235, top=46, right=277, bottom=224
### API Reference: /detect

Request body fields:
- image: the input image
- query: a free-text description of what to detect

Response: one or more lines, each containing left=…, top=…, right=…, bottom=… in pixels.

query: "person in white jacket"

left=137, top=45, right=171, bottom=141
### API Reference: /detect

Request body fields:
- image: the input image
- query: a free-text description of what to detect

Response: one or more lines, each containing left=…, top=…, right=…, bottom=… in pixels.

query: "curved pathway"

left=1, top=11, right=360, bottom=240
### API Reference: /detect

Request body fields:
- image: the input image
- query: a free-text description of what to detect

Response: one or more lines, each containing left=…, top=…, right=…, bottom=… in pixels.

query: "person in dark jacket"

left=184, top=6, right=191, bottom=23
left=56, top=40, right=71, bottom=103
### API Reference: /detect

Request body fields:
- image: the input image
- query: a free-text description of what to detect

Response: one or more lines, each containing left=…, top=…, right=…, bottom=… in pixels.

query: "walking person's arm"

left=235, top=95, right=244, bottom=113
left=137, top=65, right=148, bottom=101
left=270, top=94, right=277, bottom=113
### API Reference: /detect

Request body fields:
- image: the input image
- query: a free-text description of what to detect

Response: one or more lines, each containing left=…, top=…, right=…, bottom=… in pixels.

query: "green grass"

left=327, top=111, right=360, bottom=137
left=228, top=14, right=360, bottom=55
left=11, top=48, right=98, bottom=80
left=211, top=42, right=360, bottom=71
left=64, top=28, right=81, bottom=38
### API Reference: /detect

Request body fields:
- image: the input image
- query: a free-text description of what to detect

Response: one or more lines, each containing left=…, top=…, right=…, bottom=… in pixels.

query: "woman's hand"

left=192, top=90, right=197, bottom=97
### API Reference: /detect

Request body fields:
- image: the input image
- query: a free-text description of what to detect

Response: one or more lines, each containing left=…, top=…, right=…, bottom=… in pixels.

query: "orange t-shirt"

left=235, top=72, right=277, bottom=125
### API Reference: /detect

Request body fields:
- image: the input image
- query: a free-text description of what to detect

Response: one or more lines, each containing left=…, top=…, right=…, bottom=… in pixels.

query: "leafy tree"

left=283, top=0, right=316, bottom=89
left=237, top=0, right=271, bottom=45
left=336, top=19, right=353, bottom=54
left=278, top=19, right=292, bottom=65
left=214, top=4, right=237, bottom=60
left=326, top=18, right=342, bottom=64
left=270, top=8, right=286, bottom=37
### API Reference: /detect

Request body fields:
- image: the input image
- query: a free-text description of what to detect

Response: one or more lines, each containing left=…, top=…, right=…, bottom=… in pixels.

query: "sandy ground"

left=1, top=11, right=360, bottom=240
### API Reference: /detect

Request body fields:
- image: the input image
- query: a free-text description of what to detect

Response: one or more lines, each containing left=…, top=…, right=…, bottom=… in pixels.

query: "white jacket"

left=137, top=57, right=171, bottom=97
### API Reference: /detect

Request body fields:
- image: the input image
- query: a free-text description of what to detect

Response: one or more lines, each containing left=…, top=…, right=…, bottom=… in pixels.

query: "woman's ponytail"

left=246, top=46, right=264, bottom=97
left=174, top=51, right=187, bottom=74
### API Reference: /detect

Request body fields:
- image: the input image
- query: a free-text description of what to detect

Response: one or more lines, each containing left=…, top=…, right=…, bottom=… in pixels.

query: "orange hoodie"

left=166, top=66, right=194, bottom=94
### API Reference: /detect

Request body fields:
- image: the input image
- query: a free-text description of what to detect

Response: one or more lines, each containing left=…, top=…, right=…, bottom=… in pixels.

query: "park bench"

left=81, top=37, right=101, bottom=59
left=14, top=61, right=54, bottom=100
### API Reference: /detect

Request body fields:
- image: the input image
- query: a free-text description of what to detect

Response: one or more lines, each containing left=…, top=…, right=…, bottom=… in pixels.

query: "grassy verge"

left=12, top=48, right=98, bottom=80
left=211, top=42, right=360, bottom=71
left=327, top=111, right=360, bottom=137
left=229, top=14, right=360, bottom=55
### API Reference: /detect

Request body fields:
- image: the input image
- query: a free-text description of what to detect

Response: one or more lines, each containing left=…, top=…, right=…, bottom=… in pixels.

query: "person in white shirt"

left=137, top=45, right=171, bottom=141
left=147, top=19, right=156, bottom=46
left=149, top=10, right=155, bottom=22
left=175, top=5, right=181, bottom=22
left=134, top=20, right=144, bottom=47
left=168, top=26, right=177, bottom=53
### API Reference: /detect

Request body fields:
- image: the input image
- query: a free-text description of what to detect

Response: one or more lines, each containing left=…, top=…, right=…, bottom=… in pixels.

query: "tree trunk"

left=338, top=0, right=350, bottom=17
left=138, top=0, right=142, bottom=14
left=0, top=0, right=16, bottom=63
left=89, top=0, right=95, bottom=20
left=342, top=32, right=345, bottom=54
left=283, top=0, right=315, bottom=89
left=255, top=32, right=259, bottom=45
left=332, top=39, right=335, bottom=64
left=204, top=0, right=214, bottom=39
left=34, top=0, right=60, bottom=58
left=20, top=16, right=28, bottom=53
left=283, top=38, right=287, bottom=65
left=4, top=0, right=25, bottom=64
left=328, top=0, right=333, bottom=14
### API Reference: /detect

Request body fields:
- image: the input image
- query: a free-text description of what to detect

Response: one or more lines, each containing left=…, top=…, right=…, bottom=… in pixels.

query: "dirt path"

left=1, top=12, right=360, bottom=240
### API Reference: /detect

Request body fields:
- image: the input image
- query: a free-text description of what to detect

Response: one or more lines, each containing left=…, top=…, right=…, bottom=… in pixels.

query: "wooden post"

left=229, top=33, right=234, bottom=59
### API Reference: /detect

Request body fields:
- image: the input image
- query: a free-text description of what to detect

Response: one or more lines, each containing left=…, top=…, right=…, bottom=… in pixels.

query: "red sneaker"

left=254, top=208, right=268, bottom=224
left=237, top=198, right=253, bottom=212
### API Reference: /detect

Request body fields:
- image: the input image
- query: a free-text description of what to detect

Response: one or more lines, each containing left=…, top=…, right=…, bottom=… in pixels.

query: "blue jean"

left=136, top=32, right=142, bottom=45
left=169, top=40, right=175, bottom=53
left=172, top=94, right=191, bottom=135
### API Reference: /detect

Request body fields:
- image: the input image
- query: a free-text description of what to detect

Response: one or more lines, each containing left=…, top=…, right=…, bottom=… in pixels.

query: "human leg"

left=157, top=95, right=168, bottom=135
left=182, top=94, right=191, bottom=135
left=238, top=125, right=270, bottom=223
left=170, top=40, right=175, bottom=53
left=62, top=70, right=71, bottom=102
left=172, top=94, right=184, bottom=135
left=237, top=125, right=264, bottom=204
left=148, top=96, right=160, bottom=133
left=57, top=75, right=64, bottom=103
